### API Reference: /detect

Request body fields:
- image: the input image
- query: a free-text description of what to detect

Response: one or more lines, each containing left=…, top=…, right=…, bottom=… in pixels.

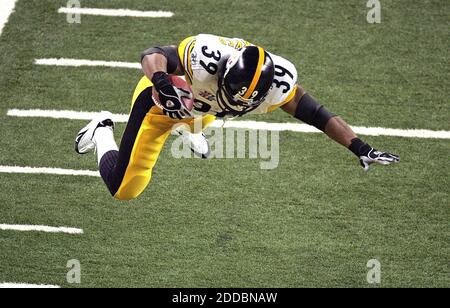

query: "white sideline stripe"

left=0, top=0, right=17, bottom=37
left=58, top=7, right=173, bottom=18
left=0, top=224, right=83, bottom=235
left=35, top=58, right=141, bottom=69
left=0, top=165, right=100, bottom=177
left=0, top=283, right=60, bottom=289
left=7, top=109, right=450, bottom=139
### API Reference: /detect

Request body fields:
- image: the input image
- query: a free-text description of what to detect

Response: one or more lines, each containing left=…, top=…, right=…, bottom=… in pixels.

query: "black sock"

left=99, top=150, right=119, bottom=195
left=348, top=138, right=371, bottom=157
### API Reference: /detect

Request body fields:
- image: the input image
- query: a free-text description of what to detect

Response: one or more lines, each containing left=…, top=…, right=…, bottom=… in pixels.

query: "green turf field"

left=0, top=0, right=448, bottom=288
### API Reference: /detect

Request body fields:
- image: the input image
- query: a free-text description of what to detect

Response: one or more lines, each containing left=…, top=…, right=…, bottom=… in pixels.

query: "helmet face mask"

left=219, top=77, right=269, bottom=108
left=218, top=46, right=275, bottom=111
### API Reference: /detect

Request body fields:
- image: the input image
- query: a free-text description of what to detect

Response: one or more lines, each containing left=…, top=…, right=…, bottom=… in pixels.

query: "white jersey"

left=178, top=34, right=298, bottom=118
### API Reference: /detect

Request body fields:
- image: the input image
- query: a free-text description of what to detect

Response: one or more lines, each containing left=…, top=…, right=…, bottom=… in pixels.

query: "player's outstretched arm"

left=281, top=85, right=400, bottom=171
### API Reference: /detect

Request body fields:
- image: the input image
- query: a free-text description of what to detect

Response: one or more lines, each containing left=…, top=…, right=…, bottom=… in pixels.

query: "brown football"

left=152, top=75, right=194, bottom=111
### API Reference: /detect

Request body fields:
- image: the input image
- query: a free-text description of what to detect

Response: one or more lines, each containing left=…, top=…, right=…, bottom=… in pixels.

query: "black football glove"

left=151, top=72, right=193, bottom=115
left=349, top=138, right=400, bottom=171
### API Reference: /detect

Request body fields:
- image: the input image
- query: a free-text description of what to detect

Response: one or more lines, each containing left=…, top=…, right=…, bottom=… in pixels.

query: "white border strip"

left=58, top=7, right=173, bottom=18
left=0, top=224, right=83, bottom=235
left=35, top=58, right=141, bottom=69
left=0, top=165, right=100, bottom=177
left=0, top=0, right=18, bottom=37
left=7, top=108, right=129, bottom=122
left=7, top=109, right=450, bottom=139
left=0, top=283, right=61, bottom=289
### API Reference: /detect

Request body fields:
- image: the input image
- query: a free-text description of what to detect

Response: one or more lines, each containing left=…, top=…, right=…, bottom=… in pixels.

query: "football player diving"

left=75, top=34, right=400, bottom=201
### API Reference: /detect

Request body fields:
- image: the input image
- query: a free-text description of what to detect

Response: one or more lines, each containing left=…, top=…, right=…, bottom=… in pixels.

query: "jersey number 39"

left=200, top=46, right=222, bottom=75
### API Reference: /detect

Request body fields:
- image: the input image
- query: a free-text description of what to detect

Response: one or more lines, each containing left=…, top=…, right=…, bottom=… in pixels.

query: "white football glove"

left=359, top=148, right=400, bottom=171
left=350, top=138, right=400, bottom=171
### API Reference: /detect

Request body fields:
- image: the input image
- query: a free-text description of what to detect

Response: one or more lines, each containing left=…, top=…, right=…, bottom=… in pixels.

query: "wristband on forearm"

left=349, top=138, right=372, bottom=157
left=151, top=71, right=171, bottom=92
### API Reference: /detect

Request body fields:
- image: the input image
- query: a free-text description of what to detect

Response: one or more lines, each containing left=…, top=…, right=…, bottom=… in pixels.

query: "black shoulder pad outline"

left=141, top=46, right=179, bottom=74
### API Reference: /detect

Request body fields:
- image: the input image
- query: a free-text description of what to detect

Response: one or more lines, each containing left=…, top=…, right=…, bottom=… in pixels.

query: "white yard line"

left=0, top=283, right=60, bottom=289
left=7, top=109, right=450, bottom=139
left=0, top=224, right=83, bottom=235
left=7, top=108, right=130, bottom=122
left=0, top=165, right=100, bottom=177
left=215, top=120, right=450, bottom=139
left=35, top=58, right=141, bottom=69
left=0, top=0, right=18, bottom=37
left=58, top=7, right=173, bottom=18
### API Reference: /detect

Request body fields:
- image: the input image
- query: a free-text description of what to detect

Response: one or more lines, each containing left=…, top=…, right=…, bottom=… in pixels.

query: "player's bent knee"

left=113, top=176, right=151, bottom=201
left=113, top=188, right=144, bottom=201
left=113, top=192, right=140, bottom=201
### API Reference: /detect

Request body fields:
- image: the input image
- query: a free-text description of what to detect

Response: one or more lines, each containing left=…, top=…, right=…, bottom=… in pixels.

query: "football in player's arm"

left=141, top=36, right=400, bottom=171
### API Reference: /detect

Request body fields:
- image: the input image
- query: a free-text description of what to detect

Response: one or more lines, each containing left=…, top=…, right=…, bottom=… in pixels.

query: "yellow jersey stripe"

left=178, top=36, right=194, bottom=67
left=267, top=86, right=298, bottom=112
left=243, top=47, right=265, bottom=99
left=183, top=39, right=196, bottom=84
left=178, top=36, right=196, bottom=84
left=186, top=41, right=195, bottom=80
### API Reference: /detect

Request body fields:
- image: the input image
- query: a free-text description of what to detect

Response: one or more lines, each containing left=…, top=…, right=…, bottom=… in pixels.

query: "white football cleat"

left=75, top=111, right=114, bottom=154
left=177, top=130, right=211, bottom=159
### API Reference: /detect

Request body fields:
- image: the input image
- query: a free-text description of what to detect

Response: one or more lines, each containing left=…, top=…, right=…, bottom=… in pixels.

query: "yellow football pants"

left=107, top=76, right=215, bottom=201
